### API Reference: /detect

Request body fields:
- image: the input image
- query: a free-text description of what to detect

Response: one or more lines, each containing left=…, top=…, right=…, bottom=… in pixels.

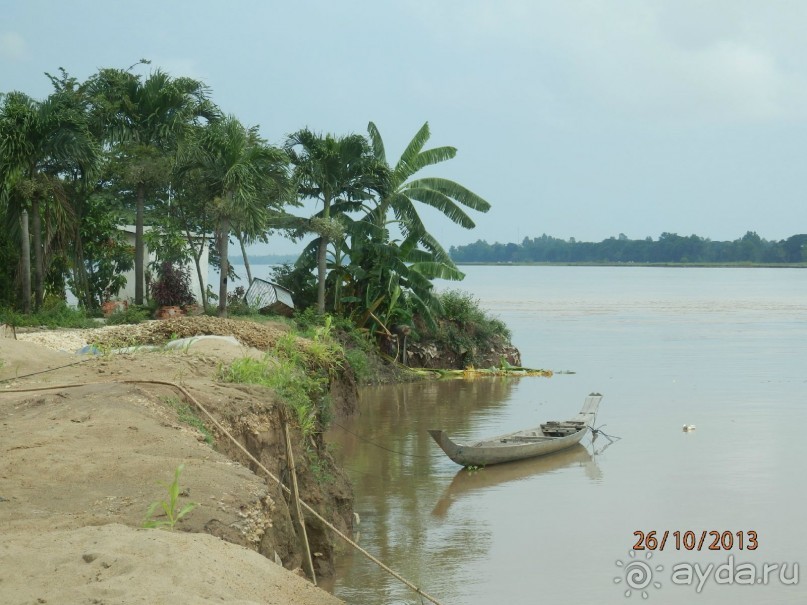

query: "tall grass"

left=219, top=337, right=334, bottom=438
left=426, top=289, right=513, bottom=366
left=0, top=298, right=98, bottom=328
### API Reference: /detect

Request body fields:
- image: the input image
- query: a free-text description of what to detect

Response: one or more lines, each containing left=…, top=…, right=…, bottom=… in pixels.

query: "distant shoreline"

left=233, top=257, right=807, bottom=269
left=231, top=255, right=298, bottom=266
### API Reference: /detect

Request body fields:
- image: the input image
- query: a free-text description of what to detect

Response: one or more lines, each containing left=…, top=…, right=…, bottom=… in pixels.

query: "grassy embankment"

left=1, top=290, right=518, bottom=434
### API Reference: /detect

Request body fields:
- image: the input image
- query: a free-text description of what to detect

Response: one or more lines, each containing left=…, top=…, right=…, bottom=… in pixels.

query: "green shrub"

left=0, top=299, right=97, bottom=328
left=438, top=290, right=511, bottom=340
left=220, top=352, right=330, bottom=438
left=420, top=290, right=512, bottom=366
left=345, top=347, right=371, bottom=384
left=271, top=263, right=317, bottom=311
left=225, top=286, right=251, bottom=315
left=105, top=306, right=150, bottom=325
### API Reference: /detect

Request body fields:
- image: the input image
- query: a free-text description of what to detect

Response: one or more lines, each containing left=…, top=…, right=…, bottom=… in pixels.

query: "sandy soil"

left=0, top=326, right=344, bottom=605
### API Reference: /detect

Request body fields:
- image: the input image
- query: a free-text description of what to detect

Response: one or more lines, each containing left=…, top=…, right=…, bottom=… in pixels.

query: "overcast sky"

left=3, top=0, right=807, bottom=254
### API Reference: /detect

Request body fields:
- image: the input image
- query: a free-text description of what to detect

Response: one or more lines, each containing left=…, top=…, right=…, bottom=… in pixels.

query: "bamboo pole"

left=281, top=409, right=317, bottom=586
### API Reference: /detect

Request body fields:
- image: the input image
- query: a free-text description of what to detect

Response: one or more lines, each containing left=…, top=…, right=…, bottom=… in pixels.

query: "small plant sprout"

left=143, top=464, right=198, bottom=530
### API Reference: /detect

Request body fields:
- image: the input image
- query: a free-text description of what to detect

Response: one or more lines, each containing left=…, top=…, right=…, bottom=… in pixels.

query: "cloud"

left=404, top=0, right=807, bottom=123
left=0, top=32, right=26, bottom=60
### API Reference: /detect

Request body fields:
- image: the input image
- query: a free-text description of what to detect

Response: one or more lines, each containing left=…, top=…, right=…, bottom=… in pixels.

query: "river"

left=320, top=266, right=806, bottom=604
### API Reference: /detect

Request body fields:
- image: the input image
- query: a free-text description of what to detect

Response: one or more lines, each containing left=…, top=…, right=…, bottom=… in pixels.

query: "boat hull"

left=428, top=393, right=602, bottom=467
left=428, top=427, right=588, bottom=466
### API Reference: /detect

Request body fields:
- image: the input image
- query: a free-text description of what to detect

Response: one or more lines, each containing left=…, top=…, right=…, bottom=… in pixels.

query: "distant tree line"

left=449, top=232, right=807, bottom=264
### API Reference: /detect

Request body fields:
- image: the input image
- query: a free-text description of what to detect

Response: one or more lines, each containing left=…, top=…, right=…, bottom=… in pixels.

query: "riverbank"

left=1, top=318, right=353, bottom=604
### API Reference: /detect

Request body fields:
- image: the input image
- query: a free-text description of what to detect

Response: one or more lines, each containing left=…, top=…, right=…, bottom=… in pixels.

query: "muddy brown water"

left=325, top=266, right=806, bottom=604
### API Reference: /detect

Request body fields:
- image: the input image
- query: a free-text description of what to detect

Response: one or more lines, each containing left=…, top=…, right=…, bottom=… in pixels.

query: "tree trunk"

left=217, top=216, right=230, bottom=317
left=72, top=229, right=93, bottom=310
left=316, top=193, right=331, bottom=315
left=20, top=209, right=32, bottom=314
left=317, top=236, right=327, bottom=314
left=192, top=246, right=208, bottom=313
left=238, top=233, right=253, bottom=286
left=31, top=195, right=44, bottom=310
left=134, top=182, right=145, bottom=305
left=180, top=216, right=209, bottom=313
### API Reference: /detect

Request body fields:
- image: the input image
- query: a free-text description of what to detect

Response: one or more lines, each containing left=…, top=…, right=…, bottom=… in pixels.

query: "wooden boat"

left=428, top=393, right=603, bottom=466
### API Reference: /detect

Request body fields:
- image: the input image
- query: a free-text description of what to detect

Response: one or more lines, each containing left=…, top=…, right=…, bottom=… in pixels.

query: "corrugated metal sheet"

left=244, top=278, right=295, bottom=317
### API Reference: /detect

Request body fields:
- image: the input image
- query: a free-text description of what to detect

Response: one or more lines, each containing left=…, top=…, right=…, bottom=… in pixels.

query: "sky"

left=3, top=0, right=807, bottom=254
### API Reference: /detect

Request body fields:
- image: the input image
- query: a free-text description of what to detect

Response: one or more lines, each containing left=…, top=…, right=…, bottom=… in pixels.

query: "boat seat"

left=540, top=422, right=581, bottom=436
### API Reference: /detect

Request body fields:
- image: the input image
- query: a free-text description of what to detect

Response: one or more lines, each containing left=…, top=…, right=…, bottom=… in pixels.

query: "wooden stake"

left=281, top=409, right=317, bottom=585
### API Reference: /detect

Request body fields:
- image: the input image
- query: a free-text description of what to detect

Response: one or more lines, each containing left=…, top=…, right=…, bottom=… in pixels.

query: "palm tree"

left=285, top=129, right=380, bottom=314
left=87, top=66, right=214, bottom=305
left=182, top=116, right=289, bottom=316
left=0, top=85, right=99, bottom=310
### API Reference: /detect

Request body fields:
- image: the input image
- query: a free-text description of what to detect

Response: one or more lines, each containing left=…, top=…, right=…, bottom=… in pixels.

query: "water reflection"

left=326, top=377, right=563, bottom=604
left=432, top=443, right=598, bottom=517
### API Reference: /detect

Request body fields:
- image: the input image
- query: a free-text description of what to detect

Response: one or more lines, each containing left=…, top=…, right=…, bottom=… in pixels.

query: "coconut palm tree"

left=285, top=129, right=381, bottom=314
left=182, top=115, right=289, bottom=316
left=0, top=85, right=99, bottom=310
left=86, top=66, right=214, bottom=304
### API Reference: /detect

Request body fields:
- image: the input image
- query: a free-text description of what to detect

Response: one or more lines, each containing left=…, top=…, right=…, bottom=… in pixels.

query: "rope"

left=589, top=424, right=622, bottom=443
left=2, top=379, right=446, bottom=605
left=0, top=356, right=94, bottom=384
left=330, top=420, right=443, bottom=459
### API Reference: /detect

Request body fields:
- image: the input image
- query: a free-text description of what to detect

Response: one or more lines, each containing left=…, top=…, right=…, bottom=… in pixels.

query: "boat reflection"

left=432, top=440, right=608, bottom=517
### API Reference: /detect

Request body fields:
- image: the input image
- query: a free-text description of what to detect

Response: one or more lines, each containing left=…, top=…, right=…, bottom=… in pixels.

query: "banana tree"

left=366, top=121, right=490, bottom=273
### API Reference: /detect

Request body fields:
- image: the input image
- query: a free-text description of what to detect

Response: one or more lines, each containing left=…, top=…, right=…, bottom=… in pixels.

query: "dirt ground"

left=0, top=324, right=345, bottom=605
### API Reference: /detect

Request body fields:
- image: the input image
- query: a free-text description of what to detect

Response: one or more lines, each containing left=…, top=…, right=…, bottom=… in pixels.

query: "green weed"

left=306, top=446, right=334, bottom=485
left=105, top=306, right=149, bottom=325
left=163, top=396, right=214, bottom=445
left=427, top=289, right=513, bottom=366
left=0, top=299, right=98, bottom=329
left=143, top=464, right=198, bottom=530
left=344, top=347, right=371, bottom=383
left=220, top=354, right=326, bottom=437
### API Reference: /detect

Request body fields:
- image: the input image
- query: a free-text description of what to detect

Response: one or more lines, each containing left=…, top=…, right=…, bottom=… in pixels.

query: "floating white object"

left=682, top=424, right=696, bottom=432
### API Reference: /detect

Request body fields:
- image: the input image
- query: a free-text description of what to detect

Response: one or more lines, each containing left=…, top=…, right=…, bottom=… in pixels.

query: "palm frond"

left=401, top=185, right=476, bottom=229
left=405, top=177, right=491, bottom=212
left=409, top=261, right=465, bottom=281
left=407, top=146, right=457, bottom=174
left=393, top=122, right=430, bottom=183
left=366, top=121, right=386, bottom=163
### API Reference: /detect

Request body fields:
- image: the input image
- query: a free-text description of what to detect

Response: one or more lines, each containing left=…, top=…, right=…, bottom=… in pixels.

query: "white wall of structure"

left=117, top=226, right=208, bottom=305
